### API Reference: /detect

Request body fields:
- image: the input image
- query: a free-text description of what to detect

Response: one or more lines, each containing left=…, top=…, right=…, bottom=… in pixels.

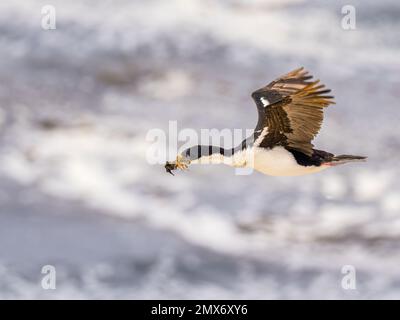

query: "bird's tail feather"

left=325, top=155, right=367, bottom=166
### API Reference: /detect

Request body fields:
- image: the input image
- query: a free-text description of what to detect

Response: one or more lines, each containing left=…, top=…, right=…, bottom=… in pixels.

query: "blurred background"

left=0, top=0, right=399, bottom=299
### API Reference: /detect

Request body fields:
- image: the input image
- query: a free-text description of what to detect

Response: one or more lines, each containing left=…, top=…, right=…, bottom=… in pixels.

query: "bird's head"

left=164, top=155, right=190, bottom=176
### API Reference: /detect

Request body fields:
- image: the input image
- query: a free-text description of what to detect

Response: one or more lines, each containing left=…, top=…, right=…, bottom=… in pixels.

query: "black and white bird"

left=165, top=67, right=366, bottom=176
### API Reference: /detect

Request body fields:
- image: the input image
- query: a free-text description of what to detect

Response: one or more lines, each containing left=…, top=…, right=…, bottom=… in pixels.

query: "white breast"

left=240, top=146, right=327, bottom=176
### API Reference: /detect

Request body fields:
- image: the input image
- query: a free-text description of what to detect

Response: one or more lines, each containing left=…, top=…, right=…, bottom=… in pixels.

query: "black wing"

left=251, top=67, right=335, bottom=156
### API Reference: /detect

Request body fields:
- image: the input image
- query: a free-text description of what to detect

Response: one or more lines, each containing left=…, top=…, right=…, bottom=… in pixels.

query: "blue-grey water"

left=0, top=0, right=399, bottom=299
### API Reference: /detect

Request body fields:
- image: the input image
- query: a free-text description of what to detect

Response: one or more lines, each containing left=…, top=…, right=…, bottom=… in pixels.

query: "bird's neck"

left=182, top=145, right=236, bottom=165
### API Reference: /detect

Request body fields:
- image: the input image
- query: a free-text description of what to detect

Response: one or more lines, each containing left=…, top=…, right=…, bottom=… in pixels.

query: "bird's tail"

left=324, top=155, right=367, bottom=166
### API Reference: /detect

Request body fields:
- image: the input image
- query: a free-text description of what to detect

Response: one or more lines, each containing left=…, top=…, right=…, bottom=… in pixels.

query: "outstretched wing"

left=251, top=67, right=335, bottom=156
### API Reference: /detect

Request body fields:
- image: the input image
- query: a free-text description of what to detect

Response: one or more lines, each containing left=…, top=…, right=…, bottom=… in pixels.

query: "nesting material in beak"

left=164, top=155, right=190, bottom=175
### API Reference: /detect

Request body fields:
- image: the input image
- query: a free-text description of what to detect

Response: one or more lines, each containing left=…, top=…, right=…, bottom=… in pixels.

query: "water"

left=0, top=0, right=399, bottom=299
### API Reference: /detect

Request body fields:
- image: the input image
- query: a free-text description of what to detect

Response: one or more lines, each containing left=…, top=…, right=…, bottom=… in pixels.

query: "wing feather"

left=251, top=67, right=335, bottom=156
